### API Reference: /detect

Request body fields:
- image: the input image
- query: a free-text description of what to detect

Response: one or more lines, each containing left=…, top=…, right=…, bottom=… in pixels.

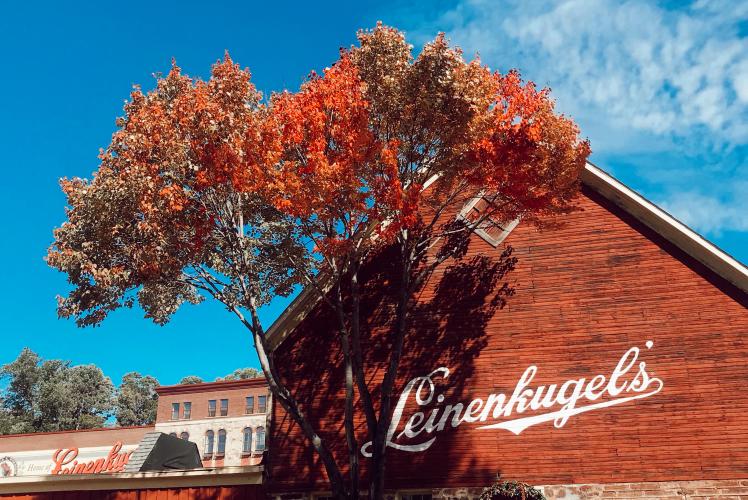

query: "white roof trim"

left=582, top=162, right=748, bottom=293
left=265, top=162, right=748, bottom=351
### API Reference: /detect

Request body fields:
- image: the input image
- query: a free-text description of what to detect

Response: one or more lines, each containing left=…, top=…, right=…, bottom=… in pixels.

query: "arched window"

left=217, top=429, right=227, bottom=455
left=204, top=430, right=214, bottom=456
left=255, top=426, right=265, bottom=451
left=180, top=432, right=189, bottom=441
left=242, top=427, right=253, bottom=453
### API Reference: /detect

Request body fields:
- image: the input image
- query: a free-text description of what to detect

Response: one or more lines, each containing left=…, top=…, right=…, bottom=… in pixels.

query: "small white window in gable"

left=459, top=194, right=519, bottom=247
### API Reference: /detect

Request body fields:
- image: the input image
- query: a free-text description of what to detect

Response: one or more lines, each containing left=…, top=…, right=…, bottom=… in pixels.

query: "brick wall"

left=433, top=479, right=748, bottom=499
left=156, top=379, right=269, bottom=422
left=268, top=186, right=748, bottom=492
left=155, top=379, right=271, bottom=466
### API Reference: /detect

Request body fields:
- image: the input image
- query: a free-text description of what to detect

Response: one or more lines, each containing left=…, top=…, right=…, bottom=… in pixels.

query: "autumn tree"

left=115, top=372, right=159, bottom=426
left=48, top=24, right=589, bottom=499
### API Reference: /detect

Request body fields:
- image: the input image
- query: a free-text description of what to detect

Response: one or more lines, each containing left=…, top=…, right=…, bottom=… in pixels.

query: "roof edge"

left=582, top=162, right=748, bottom=293
left=156, top=377, right=267, bottom=395
left=0, top=425, right=155, bottom=440
left=265, top=162, right=748, bottom=351
left=0, top=466, right=263, bottom=493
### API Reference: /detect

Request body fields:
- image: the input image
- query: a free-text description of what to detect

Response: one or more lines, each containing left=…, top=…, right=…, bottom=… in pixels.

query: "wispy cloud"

left=401, top=0, right=748, bottom=237
left=661, top=188, right=748, bottom=236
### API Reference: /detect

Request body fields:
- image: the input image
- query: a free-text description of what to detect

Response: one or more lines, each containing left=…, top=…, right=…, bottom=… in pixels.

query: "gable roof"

left=582, top=162, right=747, bottom=291
left=266, top=162, right=748, bottom=350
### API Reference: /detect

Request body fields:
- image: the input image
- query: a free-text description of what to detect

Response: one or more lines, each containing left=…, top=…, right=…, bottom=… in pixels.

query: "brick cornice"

left=156, top=378, right=267, bottom=396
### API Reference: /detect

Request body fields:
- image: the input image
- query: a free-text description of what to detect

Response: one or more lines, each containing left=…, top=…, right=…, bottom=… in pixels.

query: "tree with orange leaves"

left=48, top=24, right=589, bottom=499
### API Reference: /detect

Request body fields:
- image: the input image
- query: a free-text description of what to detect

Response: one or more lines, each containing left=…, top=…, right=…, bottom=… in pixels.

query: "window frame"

left=182, top=401, right=192, bottom=420
left=242, top=427, right=253, bottom=454
left=204, top=430, right=214, bottom=457
left=207, top=399, right=216, bottom=418
left=219, top=398, right=229, bottom=416
left=458, top=194, right=520, bottom=247
left=257, top=395, right=267, bottom=413
left=245, top=396, right=254, bottom=414
left=171, top=402, right=180, bottom=420
left=255, top=426, right=266, bottom=452
left=216, top=429, right=227, bottom=456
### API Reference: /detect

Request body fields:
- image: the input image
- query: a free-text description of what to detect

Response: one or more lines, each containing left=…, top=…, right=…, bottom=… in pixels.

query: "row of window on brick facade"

left=168, top=427, right=266, bottom=456
left=205, top=428, right=265, bottom=457
left=170, top=395, right=267, bottom=420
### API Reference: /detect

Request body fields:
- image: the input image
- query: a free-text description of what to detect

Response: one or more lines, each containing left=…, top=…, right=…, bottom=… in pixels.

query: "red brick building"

left=0, top=380, right=269, bottom=497
left=155, top=378, right=270, bottom=467
left=0, top=378, right=270, bottom=481
left=265, top=163, right=748, bottom=499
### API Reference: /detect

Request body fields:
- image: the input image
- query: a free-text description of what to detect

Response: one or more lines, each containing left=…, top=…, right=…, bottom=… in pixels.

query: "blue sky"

left=0, top=0, right=745, bottom=387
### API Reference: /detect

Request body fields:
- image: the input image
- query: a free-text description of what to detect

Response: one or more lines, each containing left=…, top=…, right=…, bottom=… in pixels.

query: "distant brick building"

left=265, top=163, right=748, bottom=499
left=0, top=377, right=269, bottom=482
left=155, top=378, right=270, bottom=467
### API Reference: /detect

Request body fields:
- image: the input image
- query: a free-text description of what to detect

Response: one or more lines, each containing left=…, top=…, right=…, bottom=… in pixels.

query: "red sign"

left=52, top=441, right=132, bottom=474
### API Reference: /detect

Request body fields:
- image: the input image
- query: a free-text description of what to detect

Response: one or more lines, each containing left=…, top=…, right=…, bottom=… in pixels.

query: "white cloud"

left=421, top=0, right=748, bottom=150
left=661, top=190, right=748, bottom=236
left=403, top=0, right=748, bottom=236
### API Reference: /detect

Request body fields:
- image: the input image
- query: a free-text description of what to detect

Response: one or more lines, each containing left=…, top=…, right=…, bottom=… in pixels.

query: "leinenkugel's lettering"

left=361, top=340, right=663, bottom=457
left=51, top=442, right=132, bottom=474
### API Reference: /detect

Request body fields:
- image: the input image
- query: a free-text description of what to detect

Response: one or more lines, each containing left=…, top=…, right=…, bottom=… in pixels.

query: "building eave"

left=582, top=162, right=748, bottom=293
left=0, top=425, right=155, bottom=441
left=0, top=466, right=263, bottom=494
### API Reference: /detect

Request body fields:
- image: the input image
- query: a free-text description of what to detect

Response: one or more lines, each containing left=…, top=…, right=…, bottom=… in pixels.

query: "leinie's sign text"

left=362, top=340, right=663, bottom=456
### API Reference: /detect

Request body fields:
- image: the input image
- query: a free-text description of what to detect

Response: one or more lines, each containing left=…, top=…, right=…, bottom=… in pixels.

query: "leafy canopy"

left=0, top=348, right=115, bottom=433
left=0, top=349, right=161, bottom=434
left=48, top=24, right=589, bottom=328
left=115, top=372, right=159, bottom=427
left=217, top=367, right=263, bottom=381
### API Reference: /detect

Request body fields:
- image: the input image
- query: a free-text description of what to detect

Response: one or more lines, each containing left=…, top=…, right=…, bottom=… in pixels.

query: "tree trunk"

left=333, top=264, right=379, bottom=499
left=340, top=330, right=360, bottom=500
left=370, top=240, right=412, bottom=500
left=332, top=278, right=360, bottom=500
left=244, top=305, right=349, bottom=499
left=350, top=268, right=378, bottom=439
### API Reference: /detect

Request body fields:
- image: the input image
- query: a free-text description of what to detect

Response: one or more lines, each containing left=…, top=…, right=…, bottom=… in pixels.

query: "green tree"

left=0, top=407, right=14, bottom=435
left=34, top=358, right=71, bottom=431
left=179, top=375, right=204, bottom=385
left=0, top=348, right=41, bottom=425
left=115, top=372, right=159, bottom=426
left=217, top=368, right=262, bottom=381
left=0, top=349, right=115, bottom=433
left=62, top=365, right=114, bottom=430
